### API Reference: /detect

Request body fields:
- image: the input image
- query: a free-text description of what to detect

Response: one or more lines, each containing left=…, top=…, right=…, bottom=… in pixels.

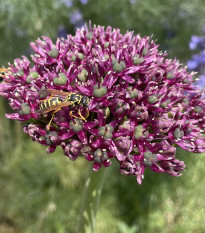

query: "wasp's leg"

left=47, top=108, right=61, bottom=130
left=78, top=108, right=87, bottom=120
left=69, top=109, right=86, bottom=121
left=85, top=108, right=89, bottom=119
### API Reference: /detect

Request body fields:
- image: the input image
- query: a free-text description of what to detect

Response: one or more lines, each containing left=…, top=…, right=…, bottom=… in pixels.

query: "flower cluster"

left=187, top=34, right=205, bottom=89
left=1, top=23, right=205, bottom=183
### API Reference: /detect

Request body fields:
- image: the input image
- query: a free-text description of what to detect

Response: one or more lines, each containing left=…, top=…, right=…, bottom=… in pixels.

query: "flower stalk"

left=77, top=164, right=107, bottom=233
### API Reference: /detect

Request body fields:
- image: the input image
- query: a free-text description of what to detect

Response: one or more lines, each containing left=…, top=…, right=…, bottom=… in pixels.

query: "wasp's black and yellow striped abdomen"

left=39, top=97, right=63, bottom=110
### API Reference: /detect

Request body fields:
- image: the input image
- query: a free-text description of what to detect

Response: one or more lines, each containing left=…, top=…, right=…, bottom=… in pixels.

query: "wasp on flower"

left=36, top=89, right=90, bottom=130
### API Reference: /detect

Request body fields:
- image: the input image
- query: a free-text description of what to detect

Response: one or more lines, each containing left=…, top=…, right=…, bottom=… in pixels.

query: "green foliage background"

left=0, top=0, right=205, bottom=232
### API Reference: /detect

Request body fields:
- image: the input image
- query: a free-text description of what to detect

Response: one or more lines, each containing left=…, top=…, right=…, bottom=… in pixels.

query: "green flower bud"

left=112, top=61, right=126, bottom=73
left=44, top=134, right=52, bottom=146
left=17, top=70, right=24, bottom=76
left=98, top=126, right=106, bottom=136
left=54, top=73, right=67, bottom=85
left=121, top=120, right=131, bottom=130
left=28, top=71, right=39, bottom=80
left=130, top=89, right=138, bottom=99
left=111, top=59, right=117, bottom=67
left=71, top=55, right=76, bottom=62
left=47, top=48, right=59, bottom=58
left=173, top=128, right=184, bottom=139
left=134, top=125, right=145, bottom=139
left=39, top=136, right=44, bottom=141
left=19, top=103, right=31, bottom=115
left=106, top=125, right=114, bottom=132
left=160, top=100, right=170, bottom=108
left=26, top=78, right=32, bottom=83
left=93, top=86, right=107, bottom=98
left=104, top=54, right=109, bottom=60
left=77, top=69, right=88, bottom=82
left=194, top=106, right=202, bottom=113
left=94, top=149, right=108, bottom=163
left=26, top=71, right=39, bottom=83
left=81, top=69, right=88, bottom=75
left=94, top=148, right=102, bottom=157
left=148, top=95, right=158, bottom=104
left=86, top=32, right=93, bottom=40
left=143, top=151, right=157, bottom=166
left=113, top=63, right=122, bottom=72
left=104, top=107, right=110, bottom=119
left=168, top=112, right=174, bottom=118
left=133, top=54, right=144, bottom=65
left=167, top=72, right=174, bottom=80
left=120, top=61, right=126, bottom=70
left=182, top=98, right=189, bottom=105
left=142, top=47, right=148, bottom=56
left=103, top=132, right=113, bottom=140
left=98, top=125, right=114, bottom=139
left=77, top=74, right=86, bottom=82
left=59, top=73, right=66, bottom=80
left=78, top=53, right=84, bottom=60
left=69, top=119, right=83, bottom=132
left=104, top=42, right=110, bottom=48
left=53, top=78, right=66, bottom=85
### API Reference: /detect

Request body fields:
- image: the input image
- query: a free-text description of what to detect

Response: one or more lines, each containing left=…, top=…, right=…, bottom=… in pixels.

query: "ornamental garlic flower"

left=1, top=23, right=205, bottom=184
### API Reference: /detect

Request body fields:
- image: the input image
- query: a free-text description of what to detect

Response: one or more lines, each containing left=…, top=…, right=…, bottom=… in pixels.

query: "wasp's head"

left=81, top=96, right=89, bottom=108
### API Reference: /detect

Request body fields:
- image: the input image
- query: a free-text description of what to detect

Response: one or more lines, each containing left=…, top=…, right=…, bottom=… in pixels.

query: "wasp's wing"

left=0, top=68, right=11, bottom=78
left=39, top=89, right=73, bottom=97
left=0, top=68, right=10, bottom=73
left=36, top=101, right=72, bottom=114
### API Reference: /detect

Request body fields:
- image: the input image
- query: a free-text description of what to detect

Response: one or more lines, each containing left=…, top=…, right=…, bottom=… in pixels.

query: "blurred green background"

left=0, top=0, right=205, bottom=232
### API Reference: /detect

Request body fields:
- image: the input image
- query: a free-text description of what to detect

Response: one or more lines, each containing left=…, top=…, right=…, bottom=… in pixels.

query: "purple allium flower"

left=1, top=23, right=205, bottom=184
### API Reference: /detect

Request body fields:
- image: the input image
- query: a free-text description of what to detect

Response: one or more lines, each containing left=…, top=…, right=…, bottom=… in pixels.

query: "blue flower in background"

left=198, top=74, right=205, bottom=88
left=187, top=59, right=198, bottom=70
left=188, top=33, right=205, bottom=89
left=57, top=25, right=68, bottom=38
left=129, top=0, right=138, bottom=4
left=189, top=35, right=205, bottom=50
left=61, top=0, right=73, bottom=7
left=69, top=9, right=85, bottom=29
left=80, top=0, right=88, bottom=5
left=70, top=10, right=83, bottom=25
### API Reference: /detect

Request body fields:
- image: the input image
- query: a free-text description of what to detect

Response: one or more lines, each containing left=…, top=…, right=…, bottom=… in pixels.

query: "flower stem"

left=76, top=163, right=107, bottom=233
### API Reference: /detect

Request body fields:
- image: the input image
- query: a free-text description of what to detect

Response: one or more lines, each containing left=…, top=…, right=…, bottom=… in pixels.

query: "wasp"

left=36, top=89, right=90, bottom=129
left=0, top=67, right=11, bottom=82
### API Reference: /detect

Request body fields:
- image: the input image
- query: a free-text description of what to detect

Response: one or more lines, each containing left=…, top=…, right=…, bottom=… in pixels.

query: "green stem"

left=76, top=163, right=107, bottom=233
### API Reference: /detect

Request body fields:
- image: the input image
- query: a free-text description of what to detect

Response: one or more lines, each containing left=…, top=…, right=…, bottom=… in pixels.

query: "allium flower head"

left=1, top=23, right=205, bottom=184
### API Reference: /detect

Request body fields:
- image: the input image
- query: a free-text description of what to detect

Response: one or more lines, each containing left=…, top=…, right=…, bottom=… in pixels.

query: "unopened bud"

left=47, top=48, right=59, bottom=58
